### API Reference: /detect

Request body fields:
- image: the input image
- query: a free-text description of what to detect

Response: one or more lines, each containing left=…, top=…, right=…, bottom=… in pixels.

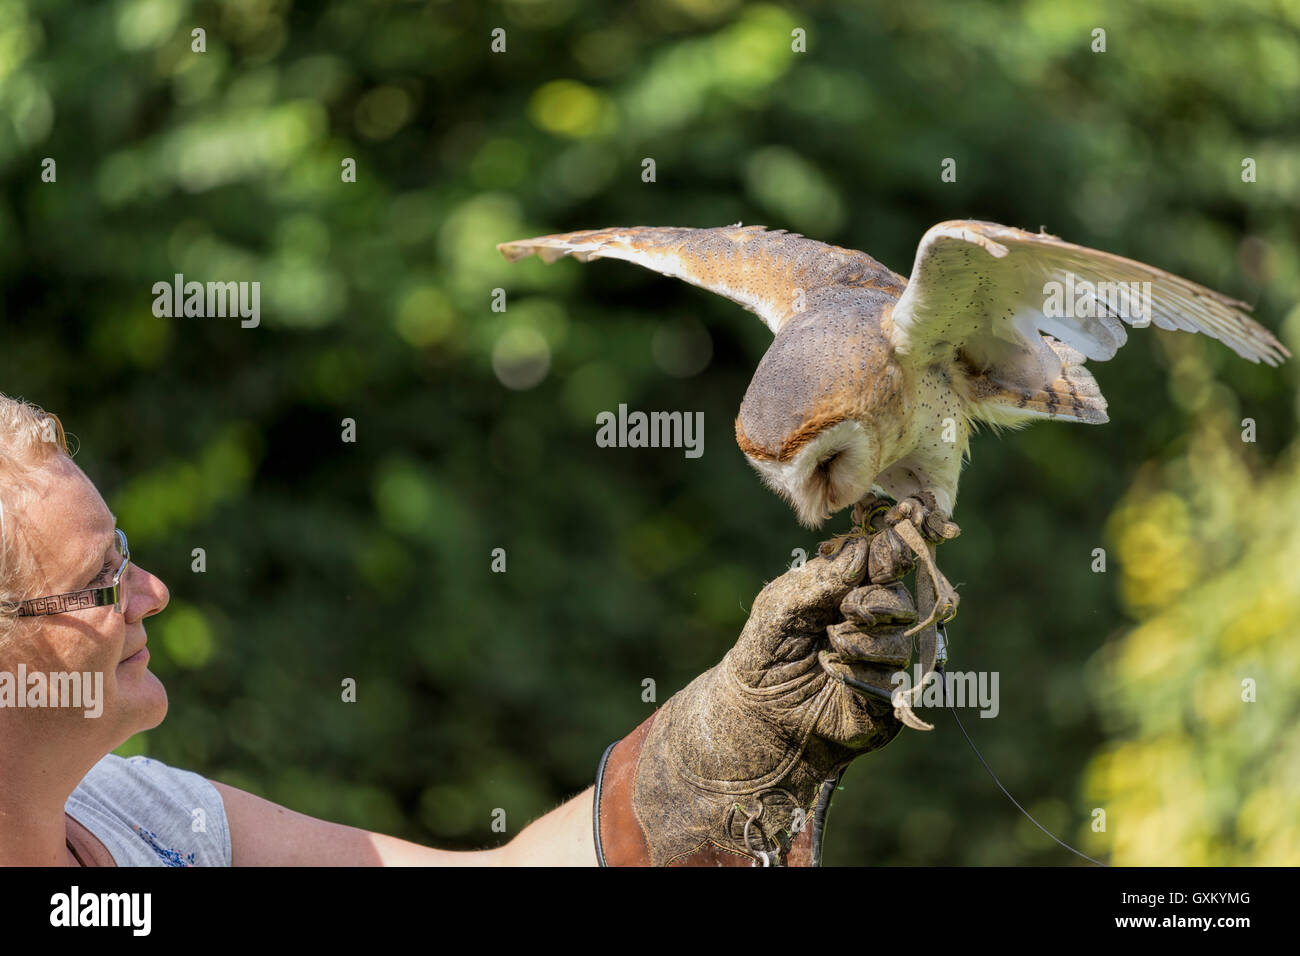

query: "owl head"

left=734, top=308, right=897, bottom=529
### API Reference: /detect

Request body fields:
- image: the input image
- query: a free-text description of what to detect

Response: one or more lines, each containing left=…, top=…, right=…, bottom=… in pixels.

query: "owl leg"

left=892, top=519, right=959, bottom=635
left=850, top=492, right=897, bottom=531
left=880, top=494, right=960, bottom=653
left=815, top=492, right=898, bottom=565
left=886, top=491, right=961, bottom=543
left=822, top=492, right=960, bottom=584
left=880, top=518, right=958, bottom=732
left=833, top=492, right=959, bottom=731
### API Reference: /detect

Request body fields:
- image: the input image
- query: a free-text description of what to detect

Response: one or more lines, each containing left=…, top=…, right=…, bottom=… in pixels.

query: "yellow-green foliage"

left=1085, top=332, right=1300, bottom=864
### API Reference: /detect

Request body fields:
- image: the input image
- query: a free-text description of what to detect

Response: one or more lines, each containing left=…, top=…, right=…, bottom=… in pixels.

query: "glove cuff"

left=592, top=710, right=659, bottom=866
left=593, top=708, right=848, bottom=866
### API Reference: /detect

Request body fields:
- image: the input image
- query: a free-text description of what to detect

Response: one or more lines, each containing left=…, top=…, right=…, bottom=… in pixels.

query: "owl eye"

left=816, top=450, right=842, bottom=474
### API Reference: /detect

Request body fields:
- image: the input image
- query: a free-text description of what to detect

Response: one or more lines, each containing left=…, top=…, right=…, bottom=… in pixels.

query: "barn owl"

left=498, top=220, right=1289, bottom=544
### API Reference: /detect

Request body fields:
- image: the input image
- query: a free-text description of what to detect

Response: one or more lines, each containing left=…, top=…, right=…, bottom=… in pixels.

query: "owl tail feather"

left=969, top=336, right=1109, bottom=429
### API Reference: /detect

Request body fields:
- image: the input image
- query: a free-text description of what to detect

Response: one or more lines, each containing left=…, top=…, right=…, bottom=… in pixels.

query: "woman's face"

left=11, top=454, right=170, bottom=751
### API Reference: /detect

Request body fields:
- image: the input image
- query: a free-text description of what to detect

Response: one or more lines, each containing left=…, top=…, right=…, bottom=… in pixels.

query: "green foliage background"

left=1, top=0, right=1296, bottom=864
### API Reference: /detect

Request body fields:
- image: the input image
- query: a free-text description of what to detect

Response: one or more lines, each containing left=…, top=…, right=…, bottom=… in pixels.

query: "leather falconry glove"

left=592, top=530, right=921, bottom=866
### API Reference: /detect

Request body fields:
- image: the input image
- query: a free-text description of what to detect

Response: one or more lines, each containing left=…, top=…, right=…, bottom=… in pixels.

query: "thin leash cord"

left=940, top=679, right=1110, bottom=867
left=838, top=668, right=1110, bottom=866
left=841, top=507, right=1109, bottom=866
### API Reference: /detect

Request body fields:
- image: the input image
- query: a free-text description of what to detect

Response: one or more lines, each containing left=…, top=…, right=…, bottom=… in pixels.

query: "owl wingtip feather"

left=496, top=240, right=533, bottom=263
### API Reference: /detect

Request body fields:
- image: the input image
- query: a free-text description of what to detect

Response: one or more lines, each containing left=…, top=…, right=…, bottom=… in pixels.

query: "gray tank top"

left=64, top=754, right=231, bottom=866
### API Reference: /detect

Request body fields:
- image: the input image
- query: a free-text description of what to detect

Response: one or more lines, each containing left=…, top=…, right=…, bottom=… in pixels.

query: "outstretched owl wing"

left=498, top=225, right=905, bottom=335
left=889, top=219, right=1290, bottom=395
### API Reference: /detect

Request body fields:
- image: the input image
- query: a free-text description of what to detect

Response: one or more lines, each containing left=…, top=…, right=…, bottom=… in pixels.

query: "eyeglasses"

left=8, top=529, right=131, bottom=618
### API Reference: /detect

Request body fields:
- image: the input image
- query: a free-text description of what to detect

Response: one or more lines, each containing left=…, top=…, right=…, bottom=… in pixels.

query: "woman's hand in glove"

left=593, top=531, right=919, bottom=866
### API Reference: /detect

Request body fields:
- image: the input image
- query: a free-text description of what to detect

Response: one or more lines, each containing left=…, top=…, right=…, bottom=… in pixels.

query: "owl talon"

left=884, top=493, right=960, bottom=545
left=904, top=584, right=959, bottom=637
left=892, top=692, right=936, bottom=732
left=846, top=491, right=961, bottom=632
left=818, top=528, right=864, bottom=559
left=850, top=494, right=896, bottom=534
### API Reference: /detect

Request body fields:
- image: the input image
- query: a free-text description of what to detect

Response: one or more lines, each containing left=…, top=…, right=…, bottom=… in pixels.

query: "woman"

left=0, top=395, right=599, bottom=865
left=0, top=393, right=910, bottom=866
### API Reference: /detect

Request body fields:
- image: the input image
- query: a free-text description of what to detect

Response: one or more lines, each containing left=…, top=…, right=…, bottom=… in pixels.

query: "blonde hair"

left=0, top=393, right=72, bottom=645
